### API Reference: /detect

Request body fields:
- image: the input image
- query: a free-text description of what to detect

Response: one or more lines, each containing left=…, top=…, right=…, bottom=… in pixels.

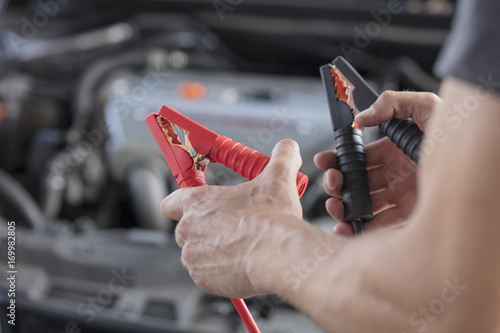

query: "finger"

left=323, top=168, right=343, bottom=198
left=330, top=190, right=401, bottom=235
left=314, top=150, right=338, bottom=171
left=370, top=189, right=398, bottom=215
left=333, top=208, right=407, bottom=236
left=364, top=137, right=397, bottom=168
left=161, top=188, right=189, bottom=221
left=266, top=139, right=302, bottom=183
left=363, top=207, right=408, bottom=232
left=355, top=91, right=441, bottom=130
left=367, top=166, right=387, bottom=193
left=333, top=222, right=354, bottom=236
left=325, top=197, right=344, bottom=222
left=175, top=222, right=186, bottom=248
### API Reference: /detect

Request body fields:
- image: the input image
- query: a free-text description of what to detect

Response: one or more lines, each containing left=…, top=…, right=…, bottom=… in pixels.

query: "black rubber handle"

left=335, top=127, right=373, bottom=225
left=379, top=118, right=423, bottom=163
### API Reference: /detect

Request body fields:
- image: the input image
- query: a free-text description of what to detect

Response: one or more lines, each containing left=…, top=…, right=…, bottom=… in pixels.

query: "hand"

left=161, top=140, right=307, bottom=298
left=315, top=91, right=442, bottom=236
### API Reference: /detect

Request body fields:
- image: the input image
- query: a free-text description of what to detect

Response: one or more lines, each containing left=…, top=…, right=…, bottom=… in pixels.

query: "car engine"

left=0, top=1, right=454, bottom=332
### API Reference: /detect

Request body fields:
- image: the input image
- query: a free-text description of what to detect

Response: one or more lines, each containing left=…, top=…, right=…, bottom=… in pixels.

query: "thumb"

left=264, top=139, right=302, bottom=185
left=355, top=91, right=440, bottom=131
left=354, top=90, right=399, bottom=127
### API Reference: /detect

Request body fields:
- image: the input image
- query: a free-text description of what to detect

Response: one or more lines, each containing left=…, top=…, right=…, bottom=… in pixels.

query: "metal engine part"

left=0, top=225, right=324, bottom=333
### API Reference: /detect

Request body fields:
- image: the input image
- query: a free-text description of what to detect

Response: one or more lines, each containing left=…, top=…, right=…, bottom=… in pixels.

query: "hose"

left=0, top=168, right=46, bottom=231
left=126, top=164, right=172, bottom=231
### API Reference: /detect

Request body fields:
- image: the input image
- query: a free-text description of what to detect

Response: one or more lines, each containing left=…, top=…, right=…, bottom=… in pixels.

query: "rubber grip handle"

left=178, top=169, right=207, bottom=188
left=212, top=136, right=308, bottom=198
left=379, top=118, right=422, bottom=163
left=335, top=127, right=373, bottom=223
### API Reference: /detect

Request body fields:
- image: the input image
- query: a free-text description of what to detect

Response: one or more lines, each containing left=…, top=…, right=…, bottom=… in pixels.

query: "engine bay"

left=0, top=1, right=454, bottom=332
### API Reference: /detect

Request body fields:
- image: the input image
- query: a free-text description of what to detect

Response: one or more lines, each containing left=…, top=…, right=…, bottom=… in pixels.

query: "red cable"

left=231, top=298, right=261, bottom=333
left=146, top=108, right=264, bottom=332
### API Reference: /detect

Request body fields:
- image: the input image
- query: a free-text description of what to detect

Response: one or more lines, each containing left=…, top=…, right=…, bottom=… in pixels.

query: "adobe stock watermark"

left=282, top=236, right=340, bottom=291
left=7, top=0, right=72, bottom=54
left=419, top=73, right=499, bottom=158
left=212, top=106, right=297, bottom=185
left=5, top=221, right=17, bottom=326
left=340, top=0, right=403, bottom=61
left=55, top=267, right=135, bottom=333
left=401, top=277, right=467, bottom=333
left=213, top=0, right=242, bottom=21
left=241, top=106, right=297, bottom=152
left=383, top=149, right=417, bottom=193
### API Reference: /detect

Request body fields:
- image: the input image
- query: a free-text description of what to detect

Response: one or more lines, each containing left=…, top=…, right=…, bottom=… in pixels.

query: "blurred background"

left=0, top=0, right=453, bottom=332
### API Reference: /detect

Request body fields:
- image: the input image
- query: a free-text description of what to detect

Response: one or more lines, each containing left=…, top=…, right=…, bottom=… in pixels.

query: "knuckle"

left=174, top=231, right=183, bottom=248
left=381, top=136, right=398, bottom=153
left=160, top=198, right=169, bottom=215
left=379, top=90, right=397, bottom=102
left=428, top=92, right=443, bottom=105
left=270, top=159, right=288, bottom=172
left=181, top=244, right=196, bottom=265
left=184, top=188, right=205, bottom=204
left=191, top=273, right=208, bottom=291
left=175, top=220, right=191, bottom=241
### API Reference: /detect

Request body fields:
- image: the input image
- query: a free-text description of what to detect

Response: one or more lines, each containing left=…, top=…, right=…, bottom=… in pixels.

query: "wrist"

left=244, top=213, right=343, bottom=298
left=243, top=212, right=308, bottom=294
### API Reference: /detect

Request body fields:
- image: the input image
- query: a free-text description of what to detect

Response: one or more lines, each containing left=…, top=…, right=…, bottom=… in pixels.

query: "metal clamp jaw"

left=320, top=57, right=379, bottom=131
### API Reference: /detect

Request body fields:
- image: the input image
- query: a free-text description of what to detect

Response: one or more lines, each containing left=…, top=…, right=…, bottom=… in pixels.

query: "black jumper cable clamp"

left=320, top=56, right=423, bottom=235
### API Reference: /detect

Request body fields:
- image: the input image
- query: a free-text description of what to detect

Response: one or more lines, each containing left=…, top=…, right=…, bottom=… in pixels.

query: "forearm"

left=247, top=214, right=441, bottom=332
left=413, top=78, right=500, bottom=329
left=250, top=78, right=500, bottom=332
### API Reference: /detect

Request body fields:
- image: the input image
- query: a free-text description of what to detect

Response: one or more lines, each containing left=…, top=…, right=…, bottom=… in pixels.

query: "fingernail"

left=325, top=169, right=335, bottom=190
left=356, top=106, right=373, bottom=119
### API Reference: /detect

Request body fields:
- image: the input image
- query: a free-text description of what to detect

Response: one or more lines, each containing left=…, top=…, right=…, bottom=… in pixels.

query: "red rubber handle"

left=211, top=136, right=308, bottom=197
left=177, top=169, right=207, bottom=189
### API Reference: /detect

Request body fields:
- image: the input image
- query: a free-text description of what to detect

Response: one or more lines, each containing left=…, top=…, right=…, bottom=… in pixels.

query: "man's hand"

left=161, top=139, right=307, bottom=298
left=314, top=91, right=442, bottom=235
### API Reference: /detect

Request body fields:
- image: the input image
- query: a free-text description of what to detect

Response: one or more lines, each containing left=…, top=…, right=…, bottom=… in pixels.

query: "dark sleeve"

left=434, top=0, right=500, bottom=94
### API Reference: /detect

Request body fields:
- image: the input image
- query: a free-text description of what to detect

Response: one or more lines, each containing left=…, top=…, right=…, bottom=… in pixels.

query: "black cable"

left=352, top=220, right=364, bottom=236
left=0, top=168, right=46, bottom=231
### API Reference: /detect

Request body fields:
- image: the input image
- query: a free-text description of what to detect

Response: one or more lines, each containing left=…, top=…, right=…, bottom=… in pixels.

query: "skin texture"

left=162, top=78, right=500, bottom=332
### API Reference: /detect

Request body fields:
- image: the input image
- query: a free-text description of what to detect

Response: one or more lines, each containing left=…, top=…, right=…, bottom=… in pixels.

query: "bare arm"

left=273, top=78, right=500, bottom=332
left=162, top=78, right=500, bottom=332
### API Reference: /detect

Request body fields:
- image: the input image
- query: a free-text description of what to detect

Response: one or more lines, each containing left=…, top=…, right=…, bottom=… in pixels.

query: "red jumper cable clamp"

left=146, top=105, right=308, bottom=195
left=145, top=105, right=308, bottom=333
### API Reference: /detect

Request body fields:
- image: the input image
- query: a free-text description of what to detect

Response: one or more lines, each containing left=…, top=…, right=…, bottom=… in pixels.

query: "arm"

left=162, top=78, right=500, bottom=332
left=273, top=78, right=500, bottom=332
